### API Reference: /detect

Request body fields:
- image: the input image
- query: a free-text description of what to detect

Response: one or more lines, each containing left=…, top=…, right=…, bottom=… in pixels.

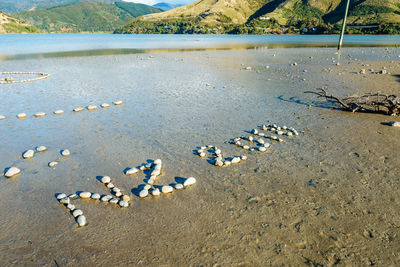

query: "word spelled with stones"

left=196, top=145, right=247, bottom=167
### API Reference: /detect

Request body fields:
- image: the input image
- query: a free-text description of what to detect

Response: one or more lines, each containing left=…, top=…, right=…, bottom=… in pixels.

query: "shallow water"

left=0, top=41, right=399, bottom=265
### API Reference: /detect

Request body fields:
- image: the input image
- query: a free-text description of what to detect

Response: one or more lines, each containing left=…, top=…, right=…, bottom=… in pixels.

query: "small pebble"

left=61, top=149, right=70, bottom=157
left=79, top=192, right=92, bottom=199
left=112, top=187, right=121, bottom=193
left=121, top=195, right=131, bottom=201
left=34, top=112, right=46, bottom=117
left=109, top=198, right=119, bottom=204
left=48, top=161, right=58, bottom=168
left=72, top=209, right=83, bottom=218
left=115, top=191, right=122, bottom=197
left=144, top=184, right=151, bottom=190
left=0, top=115, right=5, bottom=120
left=231, top=157, right=241, bottom=164
left=259, top=147, right=267, bottom=152
left=91, top=193, right=100, bottom=200
left=22, top=150, right=34, bottom=159
left=161, top=185, right=173, bottom=193
left=53, top=110, right=64, bottom=115
left=57, top=193, right=67, bottom=200
left=59, top=197, right=70, bottom=205
left=241, top=155, right=247, bottom=160
left=224, top=161, right=231, bottom=166
left=152, top=188, right=161, bottom=196
left=101, top=176, right=111, bottom=184
left=76, top=215, right=86, bottom=227
left=243, top=145, right=250, bottom=150
left=107, top=183, right=114, bottom=189
left=113, top=100, right=123, bottom=105
left=87, top=105, right=97, bottom=111
left=139, top=189, right=149, bottom=198
left=101, top=195, right=112, bottom=202
left=73, top=107, right=84, bottom=112
left=66, top=204, right=75, bottom=211
left=388, top=121, right=400, bottom=127
left=183, top=177, right=196, bottom=187
left=215, top=159, right=223, bottom=167
left=68, top=193, right=78, bottom=199
left=5, top=167, right=21, bottom=178
left=119, top=200, right=129, bottom=207
left=101, top=103, right=110, bottom=108
left=199, top=152, right=206, bottom=157
left=175, top=183, right=184, bottom=189
left=147, top=179, right=154, bottom=185
left=125, top=168, right=138, bottom=175
left=36, top=146, right=47, bottom=152
left=154, top=159, right=162, bottom=165
left=17, top=113, right=27, bottom=119
left=251, top=129, right=258, bottom=134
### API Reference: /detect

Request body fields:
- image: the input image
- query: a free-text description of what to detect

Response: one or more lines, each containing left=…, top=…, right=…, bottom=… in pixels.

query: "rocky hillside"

left=117, top=0, right=400, bottom=34
left=15, top=1, right=162, bottom=33
left=0, top=10, right=42, bottom=34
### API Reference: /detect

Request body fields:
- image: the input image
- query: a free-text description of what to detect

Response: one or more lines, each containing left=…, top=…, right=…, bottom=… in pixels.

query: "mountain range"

left=14, top=1, right=162, bottom=33
left=117, top=0, right=400, bottom=34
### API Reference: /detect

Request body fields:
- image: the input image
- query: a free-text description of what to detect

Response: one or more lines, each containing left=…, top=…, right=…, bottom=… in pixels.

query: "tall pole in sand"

left=337, top=0, right=351, bottom=51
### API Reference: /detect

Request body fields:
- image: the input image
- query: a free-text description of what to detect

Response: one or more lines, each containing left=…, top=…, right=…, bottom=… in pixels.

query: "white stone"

left=248, top=136, right=254, bottom=142
left=215, top=149, right=221, bottom=155
left=53, top=110, right=64, bottom=115
left=115, top=191, right=122, bottom=197
left=119, top=200, right=129, bottom=207
left=57, top=193, right=66, bottom=200
left=122, top=195, right=131, bottom=201
left=91, top=193, right=100, bottom=199
left=59, top=197, right=70, bottom=205
left=251, top=129, right=258, bottom=134
left=73, top=107, right=84, bottom=112
left=61, top=149, right=70, bottom=157
left=389, top=121, right=400, bottom=127
left=68, top=193, right=78, bottom=199
left=259, top=147, right=267, bottom=152
left=147, top=179, right=154, bottom=185
left=101, top=176, right=111, bottom=184
left=112, top=187, right=121, bottom=193
left=241, top=155, right=248, bottom=161
left=101, top=103, right=110, bottom=108
left=72, top=209, right=83, bottom=218
left=22, top=150, right=34, bottom=159
left=113, top=100, right=123, bottom=105
left=151, top=188, right=160, bottom=196
left=5, top=167, right=21, bottom=178
left=243, top=145, right=250, bottom=150
left=154, top=159, right=162, bottom=165
left=109, top=198, right=119, bottom=204
left=161, top=185, right=173, bottom=193
left=87, top=105, right=97, bottom=111
left=256, top=138, right=265, bottom=145
left=79, top=192, right=92, bottom=199
left=151, top=169, right=160, bottom=176
left=101, top=195, right=112, bottom=202
left=48, top=161, right=58, bottom=168
left=34, top=112, right=46, bottom=117
left=76, top=215, right=86, bottom=227
left=139, top=189, right=149, bottom=198
left=224, top=161, right=231, bottom=166
left=175, top=183, right=184, bottom=189
left=144, top=184, right=151, bottom=190
left=0, top=115, right=5, bottom=120
left=107, top=183, right=114, bottom=189
left=183, top=177, right=196, bottom=187
left=67, top=204, right=75, bottom=211
left=215, top=159, right=223, bottom=167
left=264, top=143, right=271, bottom=148
left=125, top=168, right=138, bottom=175
left=36, top=146, right=47, bottom=152
left=199, top=152, right=206, bottom=157
left=277, top=131, right=284, bottom=135
left=17, top=113, right=27, bottom=119
left=231, top=157, right=241, bottom=164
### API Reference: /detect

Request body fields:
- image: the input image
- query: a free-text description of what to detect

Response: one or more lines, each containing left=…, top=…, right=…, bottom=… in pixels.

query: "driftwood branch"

left=305, top=88, right=400, bottom=116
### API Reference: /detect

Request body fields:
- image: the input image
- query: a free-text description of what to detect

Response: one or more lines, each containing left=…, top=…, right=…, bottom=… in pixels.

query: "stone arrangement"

left=0, top=101, right=123, bottom=122
left=0, top=72, right=50, bottom=84
left=196, top=145, right=247, bottom=167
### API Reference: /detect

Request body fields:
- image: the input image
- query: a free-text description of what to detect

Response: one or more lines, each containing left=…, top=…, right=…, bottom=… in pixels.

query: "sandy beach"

left=0, top=46, right=399, bottom=266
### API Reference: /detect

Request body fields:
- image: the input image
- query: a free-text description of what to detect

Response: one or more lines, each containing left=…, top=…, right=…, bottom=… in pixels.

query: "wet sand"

left=0, top=47, right=399, bottom=266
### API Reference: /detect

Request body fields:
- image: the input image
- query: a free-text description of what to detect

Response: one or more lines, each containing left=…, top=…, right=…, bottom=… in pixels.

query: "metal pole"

left=338, top=0, right=351, bottom=51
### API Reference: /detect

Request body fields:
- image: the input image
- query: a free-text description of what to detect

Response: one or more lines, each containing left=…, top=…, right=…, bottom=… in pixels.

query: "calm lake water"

left=0, top=34, right=399, bottom=58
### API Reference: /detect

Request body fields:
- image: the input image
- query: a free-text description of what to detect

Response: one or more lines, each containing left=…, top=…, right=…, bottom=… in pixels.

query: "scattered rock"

left=4, top=167, right=21, bottom=178
left=17, top=113, right=27, bottom=119
left=107, top=183, right=114, bottom=189
left=76, top=215, right=87, bottom=227
left=183, top=177, right=196, bottom=187
left=36, top=146, right=47, bottom=152
left=59, top=197, right=70, bottom=205
left=73, top=107, right=84, bottom=112
left=22, top=150, right=34, bottom=159
left=79, top=192, right=92, bottom=199
left=67, top=204, right=75, bottom=211
left=161, top=185, right=173, bottom=193
left=61, top=149, right=70, bottom=157
left=48, top=161, right=58, bottom=168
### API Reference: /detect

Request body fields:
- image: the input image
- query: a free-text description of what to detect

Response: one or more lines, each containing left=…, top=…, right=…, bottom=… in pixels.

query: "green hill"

left=0, top=10, right=43, bottom=34
left=15, top=1, right=162, bottom=33
left=116, top=0, right=400, bottom=34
